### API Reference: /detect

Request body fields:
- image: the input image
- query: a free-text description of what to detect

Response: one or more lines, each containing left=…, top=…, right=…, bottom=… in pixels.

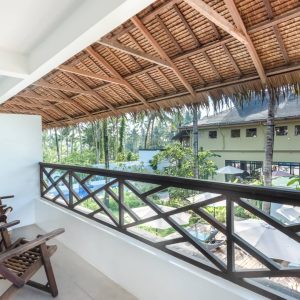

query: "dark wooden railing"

left=40, top=162, right=300, bottom=299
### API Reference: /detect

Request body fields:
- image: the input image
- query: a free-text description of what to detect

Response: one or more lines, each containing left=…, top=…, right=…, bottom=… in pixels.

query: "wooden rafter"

left=44, top=62, right=300, bottom=127
left=183, top=0, right=266, bottom=84
left=63, top=71, right=117, bottom=115
left=183, top=0, right=248, bottom=45
left=98, top=39, right=173, bottom=69
left=222, top=45, right=242, bottom=76
left=131, top=15, right=197, bottom=98
left=86, top=46, right=152, bottom=108
left=58, top=65, right=126, bottom=86
left=173, top=4, right=200, bottom=48
left=20, top=93, right=73, bottom=104
left=155, top=15, right=182, bottom=53
left=54, top=9, right=299, bottom=105
left=20, top=90, right=73, bottom=120
left=186, top=58, right=205, bottom=85
left=262, top=0, right=289, bottom=64
left=222, top=0, right=267, bottom=85
left=202, top=52, right=222, bottom=81
left=33, top=80, right=97, bottom=96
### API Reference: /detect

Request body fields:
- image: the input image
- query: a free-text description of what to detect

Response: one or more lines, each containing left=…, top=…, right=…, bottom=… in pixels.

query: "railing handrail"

left=40, top=162, right=300, bottom=299
left=40, top=162, right=300, bottom=204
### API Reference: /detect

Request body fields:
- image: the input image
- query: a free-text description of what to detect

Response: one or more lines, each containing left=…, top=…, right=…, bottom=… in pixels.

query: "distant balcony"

left=40, top=162, right=300, bottom=300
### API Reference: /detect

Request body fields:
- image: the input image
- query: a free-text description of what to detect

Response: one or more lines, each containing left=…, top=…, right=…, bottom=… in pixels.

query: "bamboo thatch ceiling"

left=1, top=0, right=300, bottom=128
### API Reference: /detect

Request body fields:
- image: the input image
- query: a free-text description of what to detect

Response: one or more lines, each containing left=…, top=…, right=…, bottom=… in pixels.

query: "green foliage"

left=116, top=151, right=139, bottom=162
left=287, top=176, right=300, bottom=190
left=151, top=142, right=219, bottom=179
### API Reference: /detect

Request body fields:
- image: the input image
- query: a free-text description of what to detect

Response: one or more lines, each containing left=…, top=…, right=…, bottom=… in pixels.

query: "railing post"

left=69, top=171, right=73, bottom=207
left=226, top=195, right=235, bottom=274
left=119, top=180, right=125, bottom=229
left=39, top=164, right=43, bottom=197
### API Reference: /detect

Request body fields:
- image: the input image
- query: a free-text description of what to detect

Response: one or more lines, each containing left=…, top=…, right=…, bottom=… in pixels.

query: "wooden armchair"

left=0, top=221, right=20, bottom=252
left=0, top=227, right=65, bottom=299
left=0, top=196, right=14, bottom=223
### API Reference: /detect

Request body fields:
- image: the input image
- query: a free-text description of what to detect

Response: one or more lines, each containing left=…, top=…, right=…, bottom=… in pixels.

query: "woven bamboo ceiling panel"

left=1, top=0, right=300, bottom=128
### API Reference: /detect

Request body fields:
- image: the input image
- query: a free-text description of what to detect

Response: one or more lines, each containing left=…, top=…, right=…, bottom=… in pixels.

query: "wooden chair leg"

left=40, top=244, right=58, bottom=297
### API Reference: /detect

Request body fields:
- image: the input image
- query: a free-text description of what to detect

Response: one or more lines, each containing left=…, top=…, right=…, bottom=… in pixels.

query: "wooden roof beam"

left=33, top=80, right=97, bottom=96
left=20, top=93, right=73, bottom=104
left=58, top=65, right=127, bottom=86
left=49, top=9, right=298, bottom=106
left=223, top=0, right=267, bottom=85
left=222, top=45, right=242, bottom=76
left=202, top=52, right=222, bottom=81
left=183, top=0, right=248, bottom=45
left=155, top=15, right=182, bottom=53
left=62, top=71, right=118, bottom=115
left=131, top=15, right=197, bottom=98
left=99, top=39, right=173, bottom=69
left=173, top=4, right=200, bottom=48
left=262, top=0, right=290, bottom=64
left=86, top=46, right=152, bottom=109
left=186, top=58, right=205, bottom=85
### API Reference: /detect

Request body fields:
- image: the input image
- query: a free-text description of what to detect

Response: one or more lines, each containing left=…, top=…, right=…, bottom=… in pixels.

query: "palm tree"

left=192, top=105, right=199, bottom=178
left=263, top=88, right=277, bottom=213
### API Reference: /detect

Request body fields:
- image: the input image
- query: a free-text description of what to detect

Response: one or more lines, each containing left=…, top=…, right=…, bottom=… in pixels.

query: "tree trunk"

left=118, top=116, right=125, bottom=154
left=103, top=119, right=110, bottom=207
left=263, top=89, right=276, bottom=213
left=78, top=124, right=83, bottom=155
left=95, top=121, right=101, bottom=164
left=54, top=128, right=60, bottom=162
left=192, top=105, right=199, bottom=179
left=144, top=115, right=152, bottom=149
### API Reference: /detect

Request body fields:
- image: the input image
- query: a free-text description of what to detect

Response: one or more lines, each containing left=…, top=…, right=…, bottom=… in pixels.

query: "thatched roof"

left=1, top=0, right=300, bottom=128
left=181, top=93, right=300, bottom=129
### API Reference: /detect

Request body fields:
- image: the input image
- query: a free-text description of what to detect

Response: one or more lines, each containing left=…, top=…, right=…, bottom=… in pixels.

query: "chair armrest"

left=0, top=220, right=20, bottom=231
left=0, top=196, right=14, bottom=200
left=0, top=228, right=65, bottom=262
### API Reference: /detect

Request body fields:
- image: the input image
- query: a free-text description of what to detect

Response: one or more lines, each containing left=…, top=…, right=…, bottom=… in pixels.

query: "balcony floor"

left=0, top=225, right=136, bottom=300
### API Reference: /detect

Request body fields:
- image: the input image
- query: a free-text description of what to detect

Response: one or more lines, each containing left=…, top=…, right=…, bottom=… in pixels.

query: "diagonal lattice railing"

left=40, top=162, right=300, bottom=299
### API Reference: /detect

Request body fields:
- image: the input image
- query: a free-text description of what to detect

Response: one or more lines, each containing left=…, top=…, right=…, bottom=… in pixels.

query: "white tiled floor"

left=0, top=225, right=137, bottom=300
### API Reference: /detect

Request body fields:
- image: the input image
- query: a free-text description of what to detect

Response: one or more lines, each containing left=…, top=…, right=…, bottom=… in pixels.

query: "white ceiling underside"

left=0, top=0, right=155, bottom=104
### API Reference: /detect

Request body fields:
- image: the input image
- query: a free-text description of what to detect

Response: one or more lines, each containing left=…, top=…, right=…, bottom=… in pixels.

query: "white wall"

left=36, top=200, right=266, bottom=300
left=0, top=114, right=42, bottom=226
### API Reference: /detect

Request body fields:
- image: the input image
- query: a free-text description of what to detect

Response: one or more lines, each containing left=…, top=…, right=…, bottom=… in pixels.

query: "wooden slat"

left=99, top=39, right=173, bottom=69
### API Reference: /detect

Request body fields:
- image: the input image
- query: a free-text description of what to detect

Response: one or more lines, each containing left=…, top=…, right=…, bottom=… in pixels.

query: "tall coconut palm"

left=263, top=88, right=277, bottom=213
left=192, top=105, right=199, bottom=179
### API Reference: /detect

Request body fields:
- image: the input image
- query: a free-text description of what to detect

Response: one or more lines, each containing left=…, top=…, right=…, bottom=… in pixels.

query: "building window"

left=295, top=125, right=300, bottom=136
left=231, top=129, right=240, bottom=138
left=275, top=126, right=288, bottom=136
left=209, top=130, right=217, bottom=139
left=246, top=128, right=257, bottom=137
